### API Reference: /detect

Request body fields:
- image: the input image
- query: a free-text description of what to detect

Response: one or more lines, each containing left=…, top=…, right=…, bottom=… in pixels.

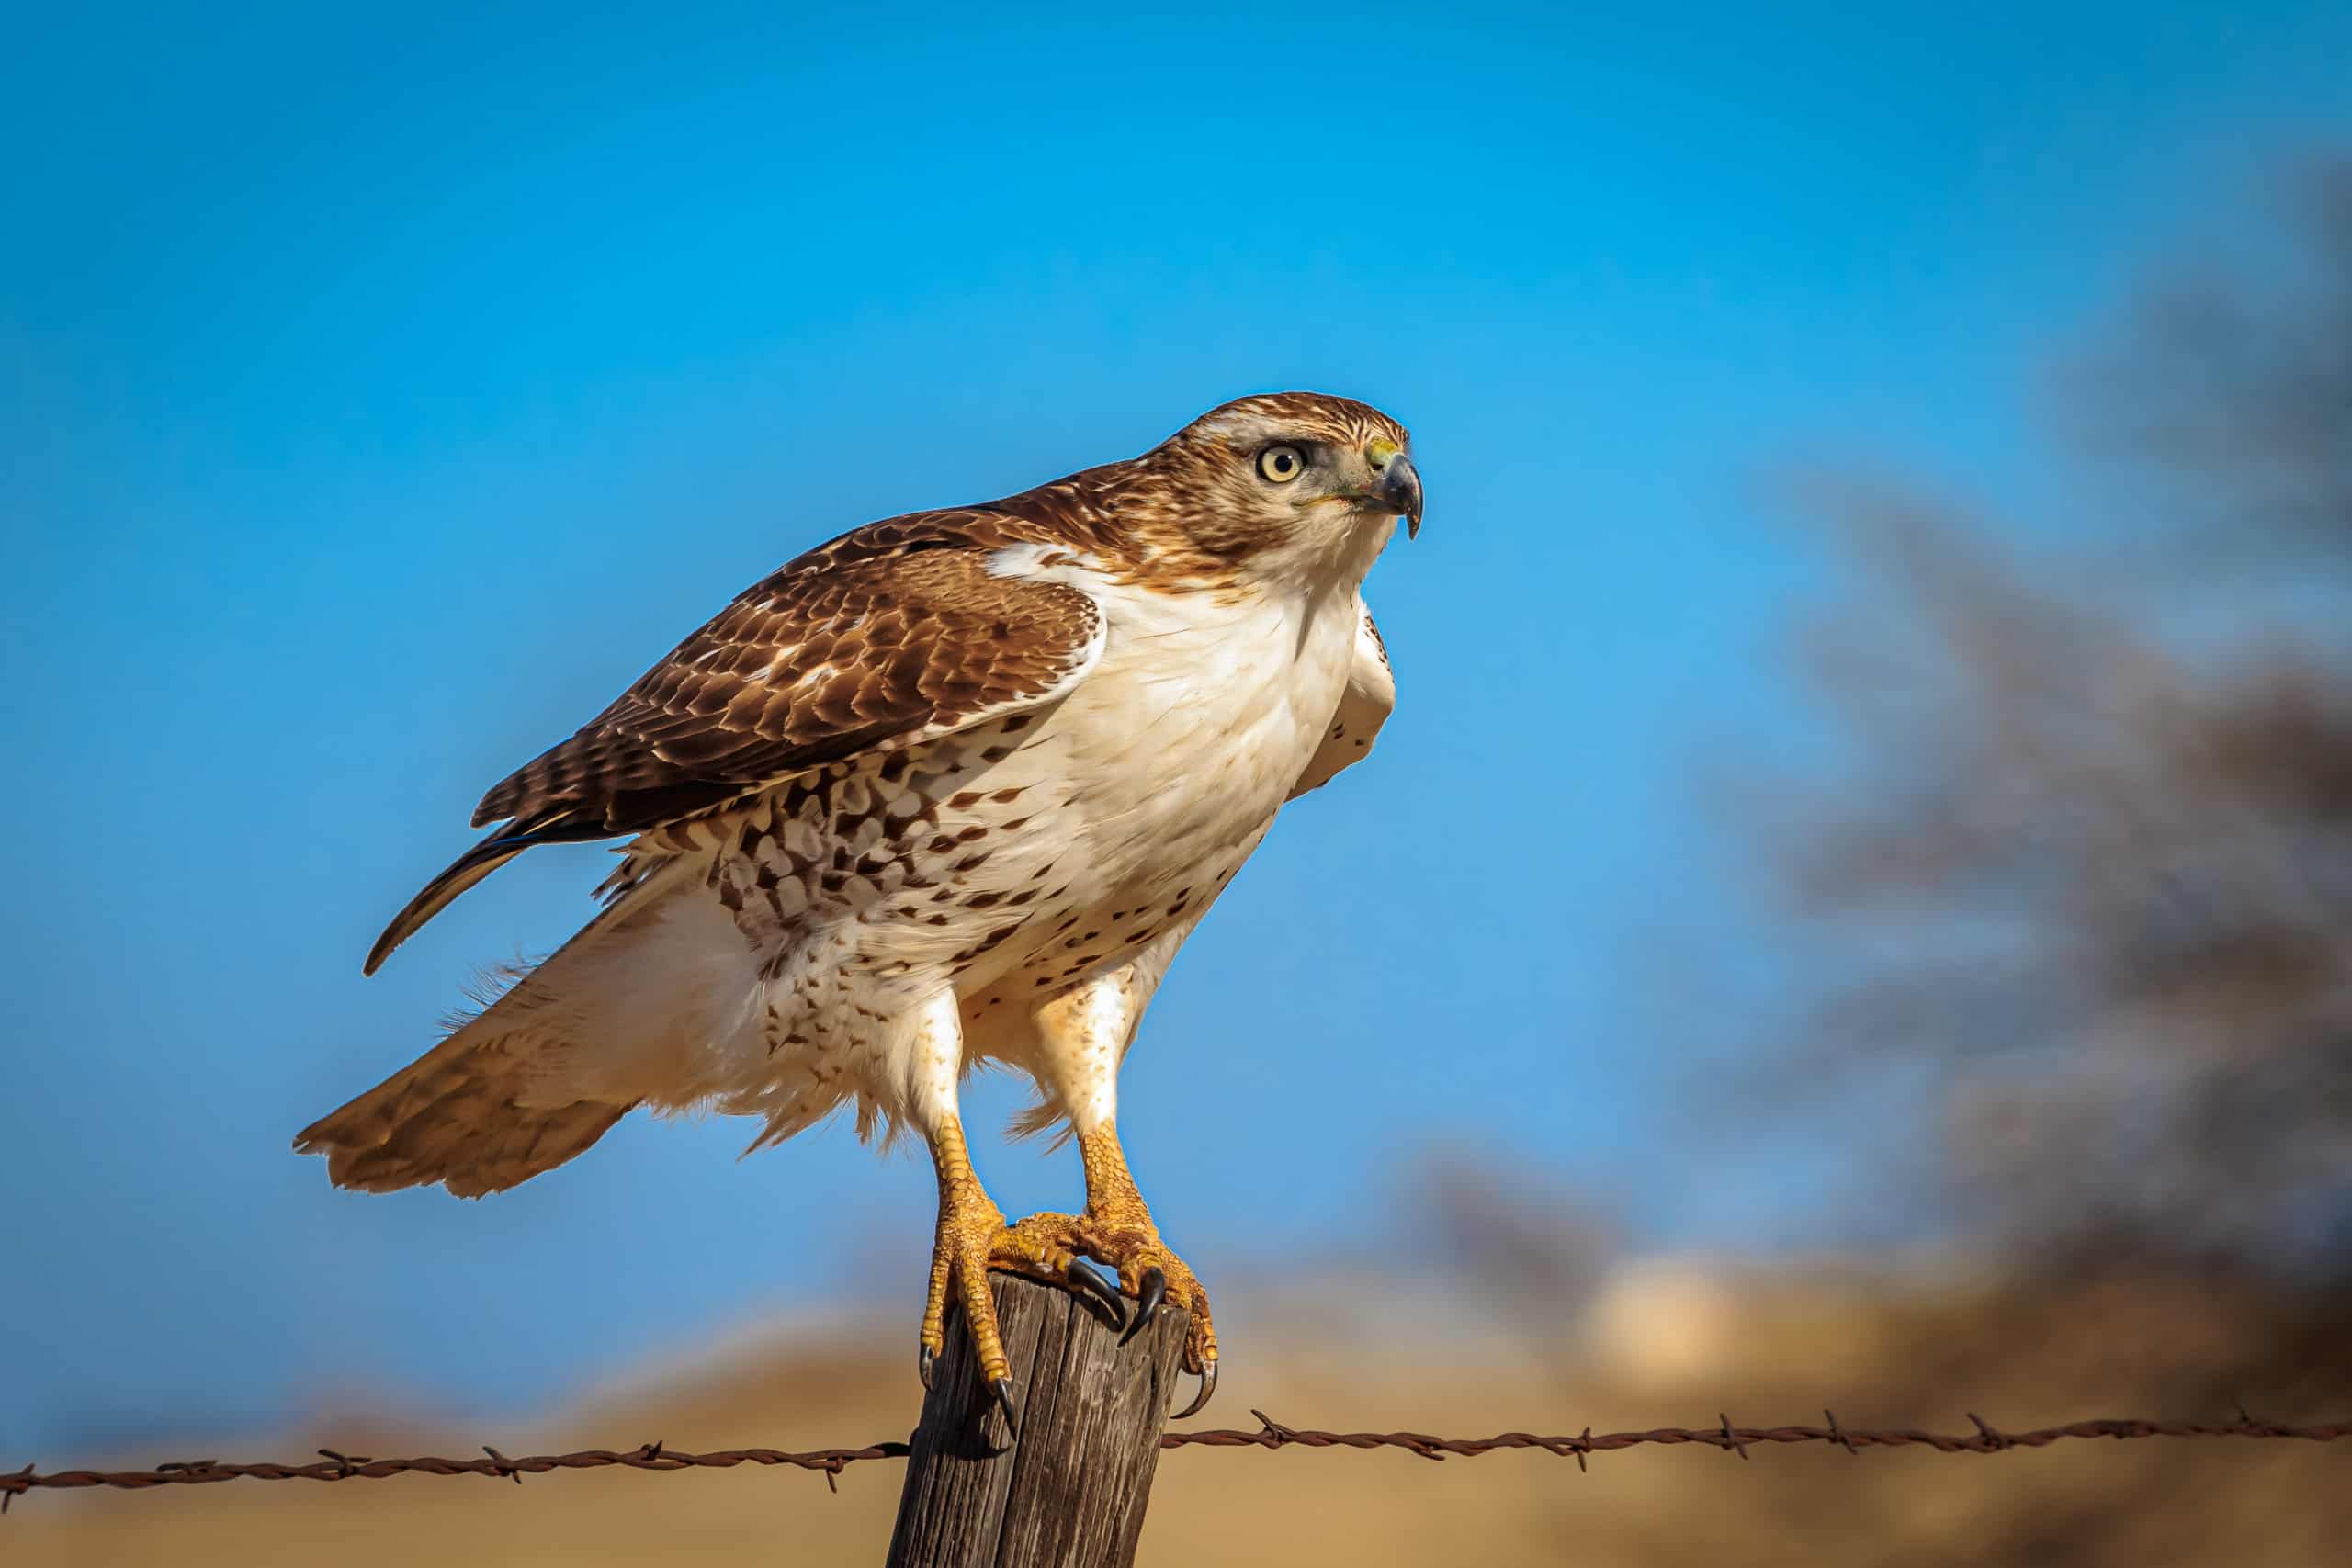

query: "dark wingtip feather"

left=361, top=823, right=562, bottom=976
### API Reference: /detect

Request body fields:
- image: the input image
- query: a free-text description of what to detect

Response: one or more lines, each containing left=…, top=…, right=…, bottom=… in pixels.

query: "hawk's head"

left=1116, top=391, right=1421, bottom=579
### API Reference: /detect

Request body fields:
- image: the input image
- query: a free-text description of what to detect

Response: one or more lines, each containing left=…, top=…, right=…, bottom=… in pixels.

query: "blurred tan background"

left=13, top=1257, right=2348, bottom=1566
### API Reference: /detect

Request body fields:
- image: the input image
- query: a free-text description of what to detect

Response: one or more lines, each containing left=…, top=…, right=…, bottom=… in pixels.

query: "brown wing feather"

left=365, top=518, right=1103, bottom=974
left=473, top=522, right=1101, bottom=832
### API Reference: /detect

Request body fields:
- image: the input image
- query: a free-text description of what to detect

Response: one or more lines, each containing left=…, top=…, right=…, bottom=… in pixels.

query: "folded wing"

left=366, top=523, right=1105, bottom=975
left=1288, top=600, right=1396, bottom=800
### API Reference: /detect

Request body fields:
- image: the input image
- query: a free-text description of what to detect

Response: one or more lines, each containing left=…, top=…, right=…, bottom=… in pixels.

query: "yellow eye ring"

left=1258, top=445, right=1306, bottom=483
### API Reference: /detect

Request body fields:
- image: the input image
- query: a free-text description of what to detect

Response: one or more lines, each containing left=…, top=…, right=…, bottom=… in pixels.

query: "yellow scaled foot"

left=918, top=1118, right=1126, bottom=1427
left=1009, top=1123, right=1221, bottom=1416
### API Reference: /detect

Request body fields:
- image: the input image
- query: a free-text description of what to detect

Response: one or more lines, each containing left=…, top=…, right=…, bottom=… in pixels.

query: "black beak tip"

left=1380, top=456, right=1424, bottom=537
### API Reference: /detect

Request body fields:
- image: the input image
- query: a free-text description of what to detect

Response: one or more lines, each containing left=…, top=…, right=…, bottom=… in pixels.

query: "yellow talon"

left=919, top=1119, right=1138, bottom=1419
left=919, top=1118, right=1015, bottom=1389
left=1023, top=1124, right=1221, bottom=1410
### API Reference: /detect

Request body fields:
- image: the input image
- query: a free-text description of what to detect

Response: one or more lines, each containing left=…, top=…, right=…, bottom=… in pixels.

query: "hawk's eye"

left=1257, top=445, right=1306, bottom=484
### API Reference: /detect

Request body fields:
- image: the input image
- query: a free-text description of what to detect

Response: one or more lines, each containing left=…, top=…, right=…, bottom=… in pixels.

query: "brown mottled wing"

left=364, top=523, right=1102, bottom=974
left=475, top=535, right=1100, bottom=832
left=1288, top=599, right=1396, bottom=800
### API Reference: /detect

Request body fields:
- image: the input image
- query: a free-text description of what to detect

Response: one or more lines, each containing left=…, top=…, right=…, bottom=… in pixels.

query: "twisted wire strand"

left=8, top=1410, right=2346, bottom=1511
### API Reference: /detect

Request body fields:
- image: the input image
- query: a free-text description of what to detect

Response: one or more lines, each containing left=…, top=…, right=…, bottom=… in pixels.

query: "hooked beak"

left=1376, top=452, right=1423, bottom=538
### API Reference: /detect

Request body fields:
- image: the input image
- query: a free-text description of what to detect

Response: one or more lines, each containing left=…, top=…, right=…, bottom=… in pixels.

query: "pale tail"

left=297, top=863, right=733, bottom=1196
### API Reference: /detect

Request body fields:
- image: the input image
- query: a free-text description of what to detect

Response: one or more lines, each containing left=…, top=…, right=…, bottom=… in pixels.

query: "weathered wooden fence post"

left=886, top=1273, right=1193, bottom=1568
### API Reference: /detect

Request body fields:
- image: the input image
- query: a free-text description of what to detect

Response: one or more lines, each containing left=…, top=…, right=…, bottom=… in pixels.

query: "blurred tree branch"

left=1747, top=154, right=2352, bottom=1278
left=1493, top=152, right=2352, bottom=1568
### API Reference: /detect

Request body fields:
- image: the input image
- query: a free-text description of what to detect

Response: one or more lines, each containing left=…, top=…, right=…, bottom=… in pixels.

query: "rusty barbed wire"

left=7, top=1407, right=2346, bottom=1512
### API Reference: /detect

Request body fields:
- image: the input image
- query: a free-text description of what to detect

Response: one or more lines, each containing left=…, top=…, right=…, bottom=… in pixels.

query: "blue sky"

left=6, top=2, right=2350, bottom=1452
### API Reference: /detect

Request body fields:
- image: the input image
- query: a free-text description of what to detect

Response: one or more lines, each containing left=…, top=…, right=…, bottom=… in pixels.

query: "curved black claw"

left=1066, top=1259, right=1127, bottom=1327
left=1120, top=1266, right=1168, bottom=1346
left=917, top=1343, right=936, bottom=1391
left=989, top=1376, right=1022, bottom=1436
left=1172, top=1359, right=1218, bottom=1420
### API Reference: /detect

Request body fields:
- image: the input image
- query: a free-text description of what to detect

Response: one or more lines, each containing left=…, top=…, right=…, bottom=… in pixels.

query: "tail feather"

left=293, top=1006, right=637, bottom=1197
left=323, top=1097, right=629, bottom=1198
left=300, top=866, right=706, bottom=1196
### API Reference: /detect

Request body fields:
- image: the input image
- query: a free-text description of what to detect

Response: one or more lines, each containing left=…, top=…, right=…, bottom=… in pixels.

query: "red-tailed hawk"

left=298, top=392, right=1420, bottom=1422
